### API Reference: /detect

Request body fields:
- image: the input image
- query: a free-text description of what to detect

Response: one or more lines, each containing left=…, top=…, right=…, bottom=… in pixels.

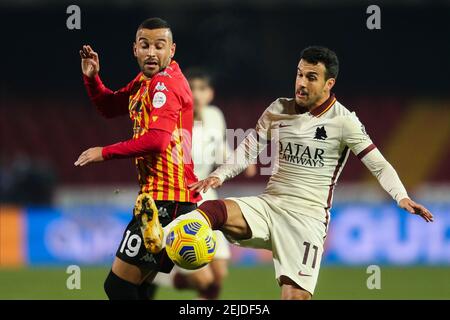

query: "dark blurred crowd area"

left=1, top=1, right=449, bottom=205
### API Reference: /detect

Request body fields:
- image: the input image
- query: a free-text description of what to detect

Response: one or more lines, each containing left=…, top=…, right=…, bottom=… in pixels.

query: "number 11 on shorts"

left=302, top=241, right=318, bottom=269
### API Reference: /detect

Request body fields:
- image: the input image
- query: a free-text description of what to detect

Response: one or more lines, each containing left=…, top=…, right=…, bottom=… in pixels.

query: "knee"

left=103, top=271, right=115, bottom=297
left=214, top=269, right=228, bottom=285
left=279, top=276, right=312, bottom=300
left=191, top=268, right=215, bottom=290
left=212, top=262, right=229, bottom=285
left=281, top=288, right=311, bottom=300
left=221, top=200, right=251, bottom=239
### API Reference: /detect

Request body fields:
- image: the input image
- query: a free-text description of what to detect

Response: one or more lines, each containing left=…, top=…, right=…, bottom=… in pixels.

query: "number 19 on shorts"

left=119, top=230, right=142, bottom=257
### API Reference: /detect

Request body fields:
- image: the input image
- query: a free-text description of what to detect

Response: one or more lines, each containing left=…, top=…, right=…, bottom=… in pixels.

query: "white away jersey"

left=192, top=106, right=231, bottom=180
left=257, top=95, right=375, bottom=224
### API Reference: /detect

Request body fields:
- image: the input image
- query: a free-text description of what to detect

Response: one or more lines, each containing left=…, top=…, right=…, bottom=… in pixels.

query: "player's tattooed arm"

left=398, top=198, right=434, bottom=223
left=74, top=147, right=104, bottom=167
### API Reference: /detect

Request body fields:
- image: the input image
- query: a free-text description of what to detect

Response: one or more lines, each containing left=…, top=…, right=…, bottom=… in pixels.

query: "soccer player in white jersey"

left=157, top=47, right=434, bottom=300
left=153, top=69, right=255, bottom=299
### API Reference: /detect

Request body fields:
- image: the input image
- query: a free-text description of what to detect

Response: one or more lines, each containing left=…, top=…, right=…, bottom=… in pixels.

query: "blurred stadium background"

left=1, top=0, right=449, bottom=299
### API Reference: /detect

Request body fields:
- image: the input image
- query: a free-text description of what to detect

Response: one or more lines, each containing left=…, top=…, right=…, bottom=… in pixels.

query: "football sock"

left=162, top=200, right=228, bottom=246
left=199, top=283, right=221, bottom=300
left=137, top=281, right=158, bottom=300
left=104, top=270, right=140, bottom=300
left=173, top=272, right=190, bottom=290
left=152, top=271, right=175, bottom=288
left=197, top=200, right=228, bottom=229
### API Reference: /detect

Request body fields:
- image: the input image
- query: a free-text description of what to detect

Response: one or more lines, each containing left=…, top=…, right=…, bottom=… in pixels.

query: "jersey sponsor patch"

left=152, top=91, right=167, bottom=108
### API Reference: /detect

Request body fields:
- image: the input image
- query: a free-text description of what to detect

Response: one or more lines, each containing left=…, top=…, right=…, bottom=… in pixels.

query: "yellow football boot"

left=134, top=193, right=163, bottom=254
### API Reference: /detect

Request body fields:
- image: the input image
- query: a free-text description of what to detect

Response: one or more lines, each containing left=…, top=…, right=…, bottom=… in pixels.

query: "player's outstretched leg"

left=104, top=258, right=157, bottom=300
left=162, top=199, right=251, bottom=246
left=170, top=257, right=228, bottom=299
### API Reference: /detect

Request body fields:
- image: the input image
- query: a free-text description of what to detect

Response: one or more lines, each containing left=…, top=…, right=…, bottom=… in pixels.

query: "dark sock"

left=197, top=200, right=228, bottom=229
left=173, top=272, right=190, bottom=290
left=137, top=282, right=158, bottom=300
left=199, top=283, right=221, bottom=300
left=104, top=270, right=140, bottom=300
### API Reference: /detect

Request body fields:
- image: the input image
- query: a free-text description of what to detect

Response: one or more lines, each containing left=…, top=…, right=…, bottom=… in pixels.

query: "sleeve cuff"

left=208, top=171, right=226, bottom=184
left=396, top=194, right=410, bottom=205
left=101, top=146, right=112, bottom=160
left=83, top=73, right=102, bottom=86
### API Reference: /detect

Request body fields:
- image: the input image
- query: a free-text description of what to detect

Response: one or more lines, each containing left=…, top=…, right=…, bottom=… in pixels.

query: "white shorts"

left=225, top=195, right=327, bottom=295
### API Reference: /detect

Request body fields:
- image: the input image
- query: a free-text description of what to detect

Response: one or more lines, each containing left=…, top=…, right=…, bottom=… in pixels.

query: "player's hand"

left=79, top=45, right=100, bottom=78
left=188, top=176, right=223, bottom=193
left=74, top=147, right=104, bottom=167
left=399, top=198, right=434, bottom=222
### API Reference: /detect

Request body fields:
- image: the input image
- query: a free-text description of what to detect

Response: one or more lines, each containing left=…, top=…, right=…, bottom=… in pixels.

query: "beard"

left=295, top=94, right=313, bottom=108
left=139, top=57, right=170, bottom=78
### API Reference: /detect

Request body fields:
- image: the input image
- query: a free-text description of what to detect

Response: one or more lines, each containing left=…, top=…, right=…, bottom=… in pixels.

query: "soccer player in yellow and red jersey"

left=75, top=18, right=201, bottom=300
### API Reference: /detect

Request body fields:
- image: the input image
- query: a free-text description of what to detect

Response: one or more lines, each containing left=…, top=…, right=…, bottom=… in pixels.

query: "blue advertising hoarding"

left=22, top=203, right=450, bottom=266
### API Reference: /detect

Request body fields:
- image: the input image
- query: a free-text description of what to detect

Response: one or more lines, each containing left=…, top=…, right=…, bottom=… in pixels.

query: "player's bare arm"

left=79, top=45, right=100, bottom=78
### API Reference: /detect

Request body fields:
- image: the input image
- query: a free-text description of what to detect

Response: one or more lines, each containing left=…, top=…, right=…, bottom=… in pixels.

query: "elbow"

left=143, top=130, right=171, bottom=154
left=154, top=133, right=171, bottom=153
left=373, top=162, right=392, bottom=180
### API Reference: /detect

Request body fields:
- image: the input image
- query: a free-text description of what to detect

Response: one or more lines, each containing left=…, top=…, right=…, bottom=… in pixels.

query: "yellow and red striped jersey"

left=126, top=61, right=201, bottom=202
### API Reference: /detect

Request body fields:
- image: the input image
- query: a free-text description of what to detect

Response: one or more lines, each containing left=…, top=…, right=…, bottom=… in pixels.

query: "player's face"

left=189, top=78, right=214, bottom=116
left=134, top=28, right=176, bottom=78
left=295, top=59, right=335, bottom=108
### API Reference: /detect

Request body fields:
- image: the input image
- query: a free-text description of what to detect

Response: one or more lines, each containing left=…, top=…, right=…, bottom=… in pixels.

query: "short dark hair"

left=300, top=46, right=339, bottom=79
left=138, top=17, right=171, bottom=33
left=185, top=68, right=214, bottom=88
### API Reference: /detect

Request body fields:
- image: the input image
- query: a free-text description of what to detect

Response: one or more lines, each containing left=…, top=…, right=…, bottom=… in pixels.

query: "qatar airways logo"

left=279, top=141, right=325, bottom=167
left=165, top=124, right=331, bottom=175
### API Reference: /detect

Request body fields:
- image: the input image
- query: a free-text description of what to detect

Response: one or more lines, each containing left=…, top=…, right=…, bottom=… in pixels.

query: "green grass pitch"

left=0, top=265, right=449, bottom=299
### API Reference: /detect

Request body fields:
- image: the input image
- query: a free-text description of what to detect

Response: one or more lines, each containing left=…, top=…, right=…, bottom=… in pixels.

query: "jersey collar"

left=137, top=60, right=178, bottom=82
left=309, top=93, right=336, bottom=117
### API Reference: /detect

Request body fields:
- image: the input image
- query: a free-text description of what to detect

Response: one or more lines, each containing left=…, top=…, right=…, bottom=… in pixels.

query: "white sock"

left=162, top=209, right=210, bottom=248
left=153, top=270, right=175, bottom=288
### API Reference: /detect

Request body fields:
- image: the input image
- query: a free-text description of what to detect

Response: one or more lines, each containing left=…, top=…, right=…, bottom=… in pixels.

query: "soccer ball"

left=165, top=219, right=217, bottom=270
